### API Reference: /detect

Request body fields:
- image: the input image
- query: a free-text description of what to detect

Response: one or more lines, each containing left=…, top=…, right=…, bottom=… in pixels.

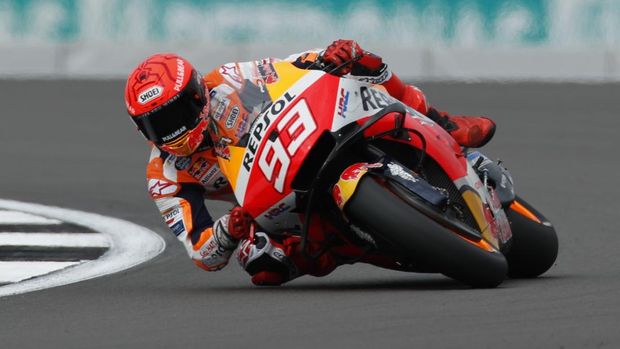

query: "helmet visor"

left=133, top=71, right=206, bottom=145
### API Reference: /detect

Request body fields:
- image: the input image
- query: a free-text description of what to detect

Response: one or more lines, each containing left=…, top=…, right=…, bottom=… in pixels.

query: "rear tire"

left=346, top=176, right=508, bottom=288
left=505, top=197, right=558, bottom=278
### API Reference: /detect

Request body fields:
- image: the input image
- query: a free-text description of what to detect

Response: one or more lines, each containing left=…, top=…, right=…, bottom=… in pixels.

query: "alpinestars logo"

left=148, top=179, right=179, bottom=198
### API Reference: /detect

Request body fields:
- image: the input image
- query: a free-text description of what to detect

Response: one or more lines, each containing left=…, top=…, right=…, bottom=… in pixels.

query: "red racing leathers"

left=146, top=48, right=435, bottom=283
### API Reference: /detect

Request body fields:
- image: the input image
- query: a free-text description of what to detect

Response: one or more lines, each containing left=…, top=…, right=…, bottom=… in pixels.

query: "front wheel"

left=345, top=176, right=508, bottom=288
left=504, top=196, right=558, bottom=278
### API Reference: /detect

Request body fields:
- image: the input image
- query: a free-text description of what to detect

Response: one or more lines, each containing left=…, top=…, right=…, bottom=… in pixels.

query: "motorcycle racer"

left=124, top=39, right=497, bottom=285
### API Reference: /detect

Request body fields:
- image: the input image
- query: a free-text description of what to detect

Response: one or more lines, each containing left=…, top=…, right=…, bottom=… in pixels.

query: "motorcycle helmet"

left=125, top=53, right=210, bottom=156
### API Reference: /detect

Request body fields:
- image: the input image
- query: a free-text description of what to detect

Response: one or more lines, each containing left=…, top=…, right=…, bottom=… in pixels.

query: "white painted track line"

left=0, top=233, right=110, bottom=247
left=0, top=261, right=82, bottom=283
left=0, top=210, right=62, bottom=225
left=0, top=199, right=166, bottom=297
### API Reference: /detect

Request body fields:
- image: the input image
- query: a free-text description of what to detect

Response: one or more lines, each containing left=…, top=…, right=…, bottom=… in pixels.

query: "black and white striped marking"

left=0, top=210, right=110, bottom=285
left=0, top=199, right=165, bottom=297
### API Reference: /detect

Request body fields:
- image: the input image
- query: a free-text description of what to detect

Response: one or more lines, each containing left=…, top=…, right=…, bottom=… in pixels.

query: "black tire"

left=505, top=196, right=558, bottom=278
left=346, top=176, right=508, bottom=288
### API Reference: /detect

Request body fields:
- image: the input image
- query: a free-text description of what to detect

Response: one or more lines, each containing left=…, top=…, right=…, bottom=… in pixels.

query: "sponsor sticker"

left=199, top=239, right=219, bottom=258
left=263, top=202, right=292, bottom=220
left=148, top=179, right=179, bottom=198
left=138, top=86, right=163, bottom=104
left=175, top=156, right=192, bottom=170
left=359, top=86, right=396, bottom=112
left=336, top=88, right=350, bottom=117
left=163, top=207, right=181, bottom=225
left=214, top=137, right=232, bottom=160
left=356, top=68, right=391, bottom=84
left=188, top=157, right=210, bottom=180
left=174, top=58, right=185, bottom=92
left=255, top=79, right=266, bottom=93
left=199, top=166, right=220, bottom=185
left=225, top=106, right=241, bottom=129
left=387, top=163, right=418, bottom=183
left=333, top=163, right=382, bottom=209
left=340, top=162, right=382, bottom=181
left=210, top=176, right=228, bottom=190
left=170, top=221, right=185, bottom=236
left=333, top=183, right=344, bottom=209
left=164, top=155, right=177, bottom=167
left=235, top=115, right=250, bottom=138
left=161, top=126, right=187, bottom=142
left=220, top=63, right=243, bottom=88
left=257, top=63, right=279, bottom=84
left=215, top=83, right=235, bottom=96
left=243, top=91, right=297, bottom=172
left=212, top=97, right=230, bottom=121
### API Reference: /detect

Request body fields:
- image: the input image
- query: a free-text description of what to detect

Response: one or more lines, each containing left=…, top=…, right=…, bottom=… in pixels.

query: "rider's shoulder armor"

left=146, top=146, right=230, bottom=197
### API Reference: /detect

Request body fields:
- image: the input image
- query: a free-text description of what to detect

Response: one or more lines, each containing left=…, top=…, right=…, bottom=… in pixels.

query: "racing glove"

left=237, top=232, right=298, bottom=285
left=190, top=206, right=254, bottom=271
left=322, top=39, right=384, bottom=77
left=237, top=232, right=339, bottom=286
left=228, top=205, right=254, bottom=240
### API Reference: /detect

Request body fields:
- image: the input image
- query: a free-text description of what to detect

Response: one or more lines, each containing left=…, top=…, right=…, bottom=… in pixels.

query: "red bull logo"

left=332, top=162, right=382, bottom=209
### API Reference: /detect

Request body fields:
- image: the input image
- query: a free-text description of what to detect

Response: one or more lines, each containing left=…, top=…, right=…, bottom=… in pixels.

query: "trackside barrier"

left=1, top=0, right=619, bottom=81
left=0, top=44, right=618, bottom=82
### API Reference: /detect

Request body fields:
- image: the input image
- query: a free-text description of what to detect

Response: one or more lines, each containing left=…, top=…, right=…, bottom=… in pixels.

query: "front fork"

left=465, top=150, right=515, bottom=251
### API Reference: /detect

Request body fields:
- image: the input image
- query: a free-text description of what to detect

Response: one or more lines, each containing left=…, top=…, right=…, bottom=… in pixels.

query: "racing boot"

left=426, top=107, right=496, bottom=148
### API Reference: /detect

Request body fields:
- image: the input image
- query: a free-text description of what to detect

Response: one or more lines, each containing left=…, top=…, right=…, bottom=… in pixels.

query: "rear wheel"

left=346, top=176, right=508, bottom=288
left=504, top=196, right=558, bottom=278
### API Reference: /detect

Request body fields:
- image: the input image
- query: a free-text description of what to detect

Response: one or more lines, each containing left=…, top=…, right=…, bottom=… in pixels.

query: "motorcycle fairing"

left=216, top=62, right=509, bottom=246
left=329, top=78, right=431, bottom=133
left=224, top=67, right=326, bottom=207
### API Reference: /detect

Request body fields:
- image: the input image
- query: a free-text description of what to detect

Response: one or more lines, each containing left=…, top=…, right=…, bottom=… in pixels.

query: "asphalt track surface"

left=1, top=80, right=619, bottom=348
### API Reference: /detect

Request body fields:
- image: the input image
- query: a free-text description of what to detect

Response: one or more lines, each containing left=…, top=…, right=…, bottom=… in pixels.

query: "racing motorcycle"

left=217, top=61, right=558, bottom=287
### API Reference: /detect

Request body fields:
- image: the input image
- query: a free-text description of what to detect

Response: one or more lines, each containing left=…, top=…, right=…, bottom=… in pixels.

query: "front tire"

left=504, top=197, right=558, bottom=278
left=346, top=176, right=508, bottom=288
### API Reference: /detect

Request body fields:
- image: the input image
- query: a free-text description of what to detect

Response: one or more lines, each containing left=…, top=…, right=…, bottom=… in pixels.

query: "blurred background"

left=1, top=3, right=620, bottom=347
left=1, top=0, right=619, bottom=81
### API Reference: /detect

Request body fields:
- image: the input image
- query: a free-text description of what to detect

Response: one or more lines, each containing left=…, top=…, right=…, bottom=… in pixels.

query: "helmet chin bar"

left=160, top=118, right=208, bottom=157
